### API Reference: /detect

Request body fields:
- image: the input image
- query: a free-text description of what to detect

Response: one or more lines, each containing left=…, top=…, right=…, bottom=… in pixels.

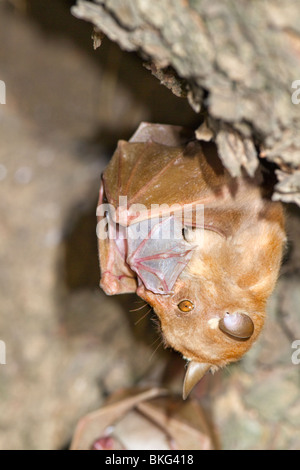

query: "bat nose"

left=219, top=312, right=254, bottom=339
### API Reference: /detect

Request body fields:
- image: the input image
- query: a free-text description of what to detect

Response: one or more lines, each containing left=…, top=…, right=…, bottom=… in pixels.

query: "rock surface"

left=73, top=0, right=300, bottom=205
left=0, top=0, right=299, bottom=450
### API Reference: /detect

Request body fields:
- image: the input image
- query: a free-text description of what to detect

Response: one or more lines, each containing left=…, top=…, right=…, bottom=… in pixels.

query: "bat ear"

left=219, top=312, right=254, bottom=339
left=183, top=361, right=211, bottom=400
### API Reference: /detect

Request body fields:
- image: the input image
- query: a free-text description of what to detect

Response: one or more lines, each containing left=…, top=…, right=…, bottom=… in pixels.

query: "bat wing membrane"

left=99, top=123, right=263, bottom=294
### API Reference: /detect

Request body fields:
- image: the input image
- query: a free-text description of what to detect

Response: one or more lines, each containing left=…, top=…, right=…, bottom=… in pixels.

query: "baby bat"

left=97, top=122, right=286, bottom=399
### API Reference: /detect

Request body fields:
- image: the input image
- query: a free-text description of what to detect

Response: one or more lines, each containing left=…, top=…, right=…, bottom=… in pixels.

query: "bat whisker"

left=149, top=337, right=164, bottom=362
left=134, top=307, right=152, bottom=325
left=149, top=335, right=161, bottom=348
left=129, top=302, right=149, bottom=312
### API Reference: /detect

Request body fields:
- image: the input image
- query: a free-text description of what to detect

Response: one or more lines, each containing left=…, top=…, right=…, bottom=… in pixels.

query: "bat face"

left=138, top=278, right=260, bottom=366
left=137, top=220, right=284, bottom=367
left=97, top=122, right=286, bottom=399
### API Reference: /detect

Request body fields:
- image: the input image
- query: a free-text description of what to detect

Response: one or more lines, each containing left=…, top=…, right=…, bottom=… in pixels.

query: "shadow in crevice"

left=63, top=196, right=100, bottom=291
left=25, top=0, right=199, bottom=153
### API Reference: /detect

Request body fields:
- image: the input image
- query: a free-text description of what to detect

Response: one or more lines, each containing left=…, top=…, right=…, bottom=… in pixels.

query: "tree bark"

left=72, top=0, right=300, bottom=205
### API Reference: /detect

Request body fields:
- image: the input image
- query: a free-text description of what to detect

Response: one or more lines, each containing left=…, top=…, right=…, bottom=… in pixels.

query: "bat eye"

left=178, top=300, right=194, bottom=312
left=219, top=312, right=254, bottom=339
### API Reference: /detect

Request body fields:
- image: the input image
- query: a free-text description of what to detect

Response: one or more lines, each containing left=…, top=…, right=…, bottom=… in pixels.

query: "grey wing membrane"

left=126, top=216, right=195, bottom=294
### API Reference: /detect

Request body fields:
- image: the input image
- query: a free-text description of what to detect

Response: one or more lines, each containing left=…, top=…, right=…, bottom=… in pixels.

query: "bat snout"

left=218, top=312, right=254, bottom=340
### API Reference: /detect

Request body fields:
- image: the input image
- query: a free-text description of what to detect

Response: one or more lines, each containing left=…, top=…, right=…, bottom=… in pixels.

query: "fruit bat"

left=97, top=122, right=286, bottom=399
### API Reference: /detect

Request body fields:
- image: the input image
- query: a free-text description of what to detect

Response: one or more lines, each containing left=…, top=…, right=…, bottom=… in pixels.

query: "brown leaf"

left=70, top=387, right=216, bottom=450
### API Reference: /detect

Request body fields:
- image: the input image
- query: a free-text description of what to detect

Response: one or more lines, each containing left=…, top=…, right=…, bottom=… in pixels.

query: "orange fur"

left=138, top=197, right=285, bottom=367
left=98, top=123, right=286, bottom=370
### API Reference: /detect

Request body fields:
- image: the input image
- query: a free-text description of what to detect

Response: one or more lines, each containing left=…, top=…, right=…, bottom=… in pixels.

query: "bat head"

left=138, top=275, right=264, bottom=368
left=137, top=202, right=286, bottom=399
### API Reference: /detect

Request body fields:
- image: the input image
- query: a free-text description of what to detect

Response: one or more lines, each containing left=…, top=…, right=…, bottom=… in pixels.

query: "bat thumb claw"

left=182, top=361, right=211, bottom=400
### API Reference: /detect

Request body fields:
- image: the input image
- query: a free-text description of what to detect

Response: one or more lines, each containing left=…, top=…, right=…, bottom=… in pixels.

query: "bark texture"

left=72, top=0, right=300, bottom=205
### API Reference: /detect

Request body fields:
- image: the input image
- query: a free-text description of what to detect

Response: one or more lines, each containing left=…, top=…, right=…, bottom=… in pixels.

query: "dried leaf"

left=70, top=387, right=216, bottom=450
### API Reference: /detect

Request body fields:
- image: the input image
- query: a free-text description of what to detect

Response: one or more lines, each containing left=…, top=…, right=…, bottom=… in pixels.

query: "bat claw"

left=182, top=361, right=211, bottom=400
